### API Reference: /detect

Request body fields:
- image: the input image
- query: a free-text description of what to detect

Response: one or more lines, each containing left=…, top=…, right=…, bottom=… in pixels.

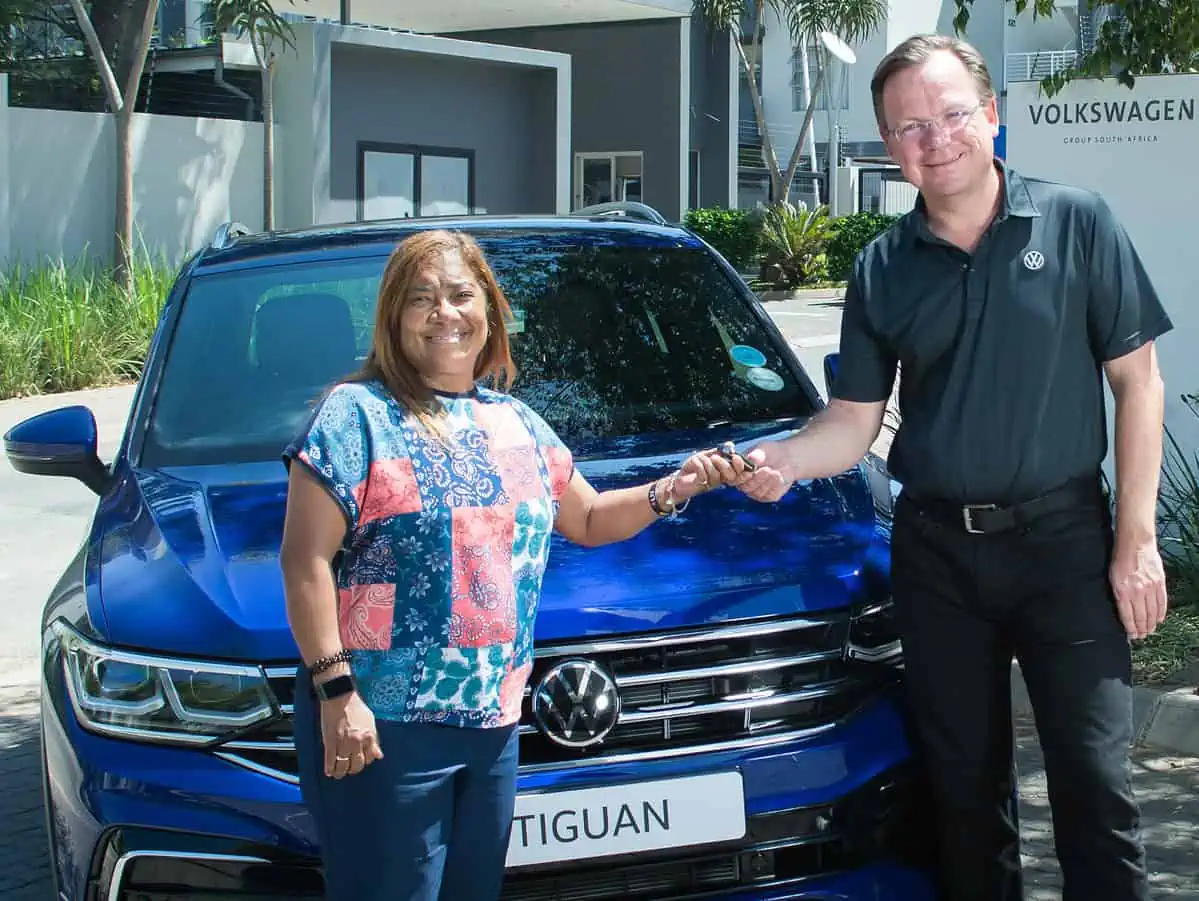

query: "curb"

left=1010, top=661, right=1199, bottom=757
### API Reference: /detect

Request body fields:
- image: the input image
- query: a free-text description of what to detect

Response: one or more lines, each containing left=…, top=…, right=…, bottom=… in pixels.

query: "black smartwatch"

left=313, top=673, right=357, bottom=702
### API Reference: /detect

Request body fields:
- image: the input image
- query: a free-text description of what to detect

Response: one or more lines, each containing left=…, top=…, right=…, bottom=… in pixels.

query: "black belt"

left=902, top=477, right=1104, bottom=535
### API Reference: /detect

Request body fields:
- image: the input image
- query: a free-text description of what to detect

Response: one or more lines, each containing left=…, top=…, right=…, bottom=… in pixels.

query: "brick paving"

left=0, top=667, right=53, bottom=901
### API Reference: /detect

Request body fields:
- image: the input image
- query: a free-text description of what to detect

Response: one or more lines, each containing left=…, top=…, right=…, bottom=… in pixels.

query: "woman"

left=279, top=229, right=749, bottom=901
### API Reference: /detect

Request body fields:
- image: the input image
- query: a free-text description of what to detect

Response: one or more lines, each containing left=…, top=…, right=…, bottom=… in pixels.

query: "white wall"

left=1006, top=74, right=1199, bottom=461
left=1, top=101, right=263, bottom=268
left=0, top=75, right=10, bottom=266
left=1004, top=0, right=1077, bottom=56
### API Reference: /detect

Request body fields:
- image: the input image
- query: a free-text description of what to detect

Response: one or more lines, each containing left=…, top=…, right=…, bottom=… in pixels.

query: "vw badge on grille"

left=531, top=659, right=620, bottom=748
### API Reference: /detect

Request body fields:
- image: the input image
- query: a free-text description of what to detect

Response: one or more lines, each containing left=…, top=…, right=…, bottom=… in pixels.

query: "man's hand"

left=1109, top=538, right=1169, bottom=640
left=736, top=442, right=797, bottom=503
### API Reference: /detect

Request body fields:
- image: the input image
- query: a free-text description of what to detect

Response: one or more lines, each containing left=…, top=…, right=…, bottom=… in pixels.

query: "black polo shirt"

left=833, top=161, right=1173, bottom=504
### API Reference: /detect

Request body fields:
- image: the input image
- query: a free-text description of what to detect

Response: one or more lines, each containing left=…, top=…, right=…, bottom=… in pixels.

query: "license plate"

left=505, top=771, right=746, bottom=868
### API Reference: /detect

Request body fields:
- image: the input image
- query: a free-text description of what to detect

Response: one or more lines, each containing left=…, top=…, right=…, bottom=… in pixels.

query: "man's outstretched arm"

left=737, top=398, right=887, bottom=502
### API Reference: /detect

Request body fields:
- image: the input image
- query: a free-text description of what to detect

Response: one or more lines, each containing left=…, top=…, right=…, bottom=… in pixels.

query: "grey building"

left=266, top=0, right=739, bottom=229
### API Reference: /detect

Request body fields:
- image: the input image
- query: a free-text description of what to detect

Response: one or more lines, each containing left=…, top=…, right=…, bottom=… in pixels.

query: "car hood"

left=93, top=423, right=888, bottom=661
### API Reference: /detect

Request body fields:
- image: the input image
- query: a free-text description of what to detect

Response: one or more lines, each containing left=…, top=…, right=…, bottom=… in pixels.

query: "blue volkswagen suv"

left=6, top=204, right=938, bottom=900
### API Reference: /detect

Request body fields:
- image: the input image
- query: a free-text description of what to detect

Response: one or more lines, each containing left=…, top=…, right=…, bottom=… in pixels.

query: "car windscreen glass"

left=141, top=232, right=814, bottom=466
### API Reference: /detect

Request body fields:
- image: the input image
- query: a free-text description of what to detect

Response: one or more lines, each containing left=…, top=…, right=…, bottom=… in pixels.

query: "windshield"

left=142, top=230, right=814, bottom=466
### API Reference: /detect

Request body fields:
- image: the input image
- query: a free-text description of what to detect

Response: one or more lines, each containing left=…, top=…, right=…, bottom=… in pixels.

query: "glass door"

left=574, top=153, right=643, bottom=209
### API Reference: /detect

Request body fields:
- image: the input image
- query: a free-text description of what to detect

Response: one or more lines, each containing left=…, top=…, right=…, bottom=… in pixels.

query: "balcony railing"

left=1005, top=50, right=1078, bottom=85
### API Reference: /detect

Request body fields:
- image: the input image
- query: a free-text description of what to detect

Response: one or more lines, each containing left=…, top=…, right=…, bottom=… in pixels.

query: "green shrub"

left=758, top=201, right=837, bottom=289
left=0, top=255, right=174, bottom=399
left=683, top=207, right=761, bottom=271
left=826, top=211, right=900, bottom=281
left=1160, top=392, right=1199, bottom=607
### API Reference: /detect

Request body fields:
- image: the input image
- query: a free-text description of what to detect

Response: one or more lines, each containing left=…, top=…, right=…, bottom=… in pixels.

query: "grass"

left=1132, top=585, right=1199, bottom=686
left=1137, top=402, right=1199, bottom=686
left=0, top=255, right=174, bottom=399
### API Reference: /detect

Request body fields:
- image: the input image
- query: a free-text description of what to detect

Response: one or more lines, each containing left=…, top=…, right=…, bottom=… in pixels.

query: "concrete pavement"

left=0, top=384, right=135, bottom=900
left=0, top=384, right=137, bottom=669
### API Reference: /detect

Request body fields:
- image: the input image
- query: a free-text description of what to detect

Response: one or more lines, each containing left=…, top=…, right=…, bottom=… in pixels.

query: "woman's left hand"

left=673, top=447, right=749, bottom=500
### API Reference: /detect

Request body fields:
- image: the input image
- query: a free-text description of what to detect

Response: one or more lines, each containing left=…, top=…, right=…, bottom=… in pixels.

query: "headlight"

left=845, top=599, right=903, bottom=667
left=51, top=620, right=278, bottom=745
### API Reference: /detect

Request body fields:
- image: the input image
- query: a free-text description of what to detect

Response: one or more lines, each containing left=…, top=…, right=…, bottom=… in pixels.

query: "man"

left=737, top=33, right=1172, bottom=901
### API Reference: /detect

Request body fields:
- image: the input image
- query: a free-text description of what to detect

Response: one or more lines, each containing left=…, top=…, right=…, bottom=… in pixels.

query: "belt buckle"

left=961, top=503, right=997, bottom=534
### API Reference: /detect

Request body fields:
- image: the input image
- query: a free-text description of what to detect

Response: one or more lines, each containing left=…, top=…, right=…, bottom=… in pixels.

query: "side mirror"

left=3, top=405, right=111, bottom=495
left=822, top=352, right=840, bottom=397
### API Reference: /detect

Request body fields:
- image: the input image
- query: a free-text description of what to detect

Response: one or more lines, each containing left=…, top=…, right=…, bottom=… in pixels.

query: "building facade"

left=736, top=0, right=1112, bottom=211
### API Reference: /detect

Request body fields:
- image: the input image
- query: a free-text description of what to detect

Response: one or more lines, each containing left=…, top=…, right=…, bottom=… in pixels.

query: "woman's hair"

left=348, top=229, right=516, bottom=438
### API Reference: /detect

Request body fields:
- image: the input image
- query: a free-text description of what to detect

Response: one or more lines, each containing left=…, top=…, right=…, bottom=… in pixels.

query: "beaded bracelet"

left=648, top=478, right=671, bottom=517
left=309, top=649, right=352, bottom=677
left=648, top=473, right=690, bottom=518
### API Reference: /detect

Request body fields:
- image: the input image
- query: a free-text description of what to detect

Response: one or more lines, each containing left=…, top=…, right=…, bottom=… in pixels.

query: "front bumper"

left=44, top=643, right=935, bottom=901
left=93, top=828, right=935, bottom=900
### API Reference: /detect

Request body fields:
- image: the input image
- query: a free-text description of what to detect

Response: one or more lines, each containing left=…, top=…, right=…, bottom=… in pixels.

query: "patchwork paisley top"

left=283, top=379, right=574, bottom=728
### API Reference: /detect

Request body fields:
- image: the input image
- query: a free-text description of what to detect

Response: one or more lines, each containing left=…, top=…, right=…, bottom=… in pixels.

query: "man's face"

left=879, top=50, right=1000, bottom=200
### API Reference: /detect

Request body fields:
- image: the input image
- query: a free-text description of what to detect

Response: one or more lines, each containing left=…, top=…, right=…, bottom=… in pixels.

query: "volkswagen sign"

left=531, top=659, right=620, bottom=748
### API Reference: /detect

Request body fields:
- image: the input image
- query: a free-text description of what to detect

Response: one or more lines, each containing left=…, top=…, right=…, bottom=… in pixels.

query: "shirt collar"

left=902, top=157, right=1040, bottom=247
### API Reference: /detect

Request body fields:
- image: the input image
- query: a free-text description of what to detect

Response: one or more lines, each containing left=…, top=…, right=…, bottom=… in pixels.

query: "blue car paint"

left=12, top=214, right=938, bottom=900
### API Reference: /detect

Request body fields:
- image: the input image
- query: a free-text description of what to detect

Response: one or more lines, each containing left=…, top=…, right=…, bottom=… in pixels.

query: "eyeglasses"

left=888, top=102, right=984, bottom=145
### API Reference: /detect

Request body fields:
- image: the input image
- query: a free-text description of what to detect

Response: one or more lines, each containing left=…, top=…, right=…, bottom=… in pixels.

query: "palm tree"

left=209, top=0, right=305, bottom=231
left=693, top=0, right=886, bottom=206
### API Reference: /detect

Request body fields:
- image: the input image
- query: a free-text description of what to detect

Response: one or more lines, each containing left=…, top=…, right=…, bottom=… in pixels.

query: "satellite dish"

left=820, top=31, right=857, bottom=64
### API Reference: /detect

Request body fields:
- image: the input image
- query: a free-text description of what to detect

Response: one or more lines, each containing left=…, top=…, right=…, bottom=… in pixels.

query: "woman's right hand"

left=319, top=689, right=384, bottom=779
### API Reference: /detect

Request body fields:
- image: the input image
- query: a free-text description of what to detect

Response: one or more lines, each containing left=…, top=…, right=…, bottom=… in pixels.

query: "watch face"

left=317, top=674, right=355, bottom=700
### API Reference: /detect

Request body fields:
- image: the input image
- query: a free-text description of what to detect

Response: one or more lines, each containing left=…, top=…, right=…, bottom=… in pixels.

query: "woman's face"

left=398, top=249, right=490, bottom=392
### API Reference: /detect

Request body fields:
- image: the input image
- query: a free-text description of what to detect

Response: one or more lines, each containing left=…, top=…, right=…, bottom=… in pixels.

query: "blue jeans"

left=294, top=668, right=520, bottom=901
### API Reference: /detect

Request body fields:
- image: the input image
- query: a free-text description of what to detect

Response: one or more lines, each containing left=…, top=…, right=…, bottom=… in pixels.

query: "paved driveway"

left=2, top=302, right=1196, bottom=899
left=0, top=384, right=135, bottom=900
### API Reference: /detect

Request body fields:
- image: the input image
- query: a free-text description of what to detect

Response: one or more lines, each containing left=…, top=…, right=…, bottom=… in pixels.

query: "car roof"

left=192, top=207, right=707, bottom=274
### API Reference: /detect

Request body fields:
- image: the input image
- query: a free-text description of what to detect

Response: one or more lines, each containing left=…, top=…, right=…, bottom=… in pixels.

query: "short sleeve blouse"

left=283, top=379, right=574, bottom=728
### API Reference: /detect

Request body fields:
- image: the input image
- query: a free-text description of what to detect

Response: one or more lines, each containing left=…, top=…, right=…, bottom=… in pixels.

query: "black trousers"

left=890, top=485, right=1150, bottom=901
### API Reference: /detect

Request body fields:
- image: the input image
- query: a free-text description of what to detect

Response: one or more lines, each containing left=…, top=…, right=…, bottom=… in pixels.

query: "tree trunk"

left=800, top=43, right=817, bottom=172
left=262, top=60, right=274, bottom=230
left=92, top=0, right=153, bottom=99
left=779, top=62, right=827, bottom=209
left=114, top=105, right=135, bottom=291
left=732, top=20, right=784, bottom=206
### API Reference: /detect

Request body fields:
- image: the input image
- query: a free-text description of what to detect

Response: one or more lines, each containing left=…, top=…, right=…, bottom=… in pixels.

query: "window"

left=142, top=232, right=814, bottom=466
left=791, top=45, right=849, bottom=112
left=573, top=153, right=643, bottom=208
left=357, top=142, right=474, bottom=221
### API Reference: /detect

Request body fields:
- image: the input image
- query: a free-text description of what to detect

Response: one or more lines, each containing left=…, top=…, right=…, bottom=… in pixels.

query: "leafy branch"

left=955, top=0, right=1199, bottom=97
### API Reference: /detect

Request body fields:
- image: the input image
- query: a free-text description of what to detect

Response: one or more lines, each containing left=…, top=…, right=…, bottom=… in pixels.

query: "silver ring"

left=334, top=755, right=350, bottom=761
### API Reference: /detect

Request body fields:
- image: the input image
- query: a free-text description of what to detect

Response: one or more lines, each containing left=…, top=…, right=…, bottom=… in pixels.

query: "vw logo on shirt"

left=1023, top=249, right=1045, bottom=271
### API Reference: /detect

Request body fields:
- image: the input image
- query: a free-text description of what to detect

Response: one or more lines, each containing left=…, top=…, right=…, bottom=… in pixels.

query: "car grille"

left=99, top=766, right=934, bottom=901
left=218, top=613, right=892, bottom=781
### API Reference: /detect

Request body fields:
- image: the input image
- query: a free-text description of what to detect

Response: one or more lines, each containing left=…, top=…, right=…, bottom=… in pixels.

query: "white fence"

left=0, top=74, right=264, bottom=269
left=1004, top=50, right=1079, bottom=87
